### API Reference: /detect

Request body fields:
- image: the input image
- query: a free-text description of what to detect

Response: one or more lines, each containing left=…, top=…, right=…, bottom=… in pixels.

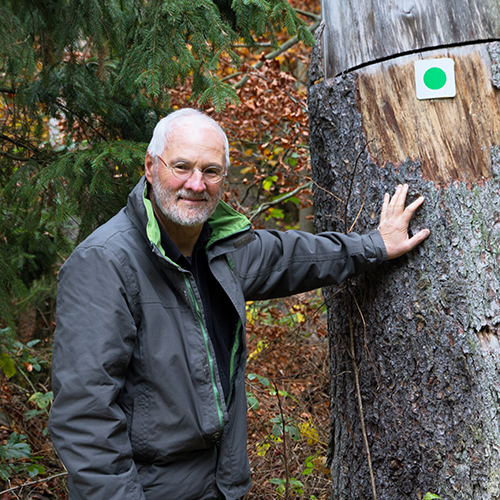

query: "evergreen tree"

left=0, top=0, right=314, bottom=323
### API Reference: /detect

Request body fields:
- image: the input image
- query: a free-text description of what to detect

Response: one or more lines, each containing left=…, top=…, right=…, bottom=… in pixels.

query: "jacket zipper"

left=182, top=274, right=225, bottom=431
left=226, top=318, right=241, bottom=406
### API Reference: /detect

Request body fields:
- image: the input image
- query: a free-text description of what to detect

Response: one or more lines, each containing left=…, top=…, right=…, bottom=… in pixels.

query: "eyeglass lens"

left=157, top=156, right=224, bottom=183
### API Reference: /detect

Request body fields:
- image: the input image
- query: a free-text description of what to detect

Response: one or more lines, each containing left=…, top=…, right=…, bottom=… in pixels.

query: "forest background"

left=0, top=0, right=333, bottom=499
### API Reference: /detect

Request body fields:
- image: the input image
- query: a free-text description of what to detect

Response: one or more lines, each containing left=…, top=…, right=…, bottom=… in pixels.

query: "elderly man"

left=49, top=108, right=429, bottom=500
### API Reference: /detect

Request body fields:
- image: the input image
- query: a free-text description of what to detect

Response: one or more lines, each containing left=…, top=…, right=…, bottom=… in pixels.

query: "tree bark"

left=308, top=28, right=500, bottom=500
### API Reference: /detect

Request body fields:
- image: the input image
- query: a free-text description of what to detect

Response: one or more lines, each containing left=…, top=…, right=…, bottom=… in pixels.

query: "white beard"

left=151, top=166, right=221, bottom=227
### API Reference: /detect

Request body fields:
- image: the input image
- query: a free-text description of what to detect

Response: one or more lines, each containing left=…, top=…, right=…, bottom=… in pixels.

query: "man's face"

left=145, top=122, right=226, bottom=229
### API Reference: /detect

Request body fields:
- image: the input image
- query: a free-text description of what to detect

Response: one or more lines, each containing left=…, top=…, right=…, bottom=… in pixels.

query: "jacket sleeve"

left=49, top=244, right=146, bottom=500
left=231, top=229, right=387, bottom=300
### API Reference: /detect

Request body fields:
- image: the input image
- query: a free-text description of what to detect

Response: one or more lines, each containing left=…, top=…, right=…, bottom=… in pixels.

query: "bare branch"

left=233, top=19, right=321, bottom=90
left=0, top=472, right=68, bottom=495
left=0, top=150, right=34, bottom=162
left=54, top=99, right=107, bottom=142
left=346, top=289, right=378, bottom=500
left=0, top=133, right=39, bottom=153
left=294, top=9, right=321, bottom=21
left=248, top=181, right=312, bottom=221
left=309, top=177, right=345, bottom=205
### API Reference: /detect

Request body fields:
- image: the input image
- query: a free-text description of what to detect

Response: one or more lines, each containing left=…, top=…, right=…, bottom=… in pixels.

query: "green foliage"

left=0, top=327, right=53, bottom=483
left=0, top=352, right=16, bottom=378
left=269, top=476, right=304, bottom=496
left=0, top=327, right=50, bottom=382
left=36, top=141, right=147, bottom=240
left=0, top=432, right=46, bottom=481
left=303, top=455, right=316, bottom=475
left=423, top=494, right=442, bottom=500
left=247, top=372, right=297, bottom=402
left=245, top=293, right=331, bottom=498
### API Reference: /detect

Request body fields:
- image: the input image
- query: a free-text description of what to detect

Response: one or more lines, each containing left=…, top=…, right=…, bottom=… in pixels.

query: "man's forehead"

left=163, top=122, right=225, bottom=161
left=171, top=119, right=220, bottom=135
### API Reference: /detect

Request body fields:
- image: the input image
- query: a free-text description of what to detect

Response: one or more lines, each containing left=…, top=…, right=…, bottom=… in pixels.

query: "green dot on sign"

left=423, top=67, right=447, bottom=90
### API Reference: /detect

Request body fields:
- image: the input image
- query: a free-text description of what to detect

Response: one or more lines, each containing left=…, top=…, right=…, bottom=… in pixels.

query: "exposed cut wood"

left=358, top=44, right=500, bottom=185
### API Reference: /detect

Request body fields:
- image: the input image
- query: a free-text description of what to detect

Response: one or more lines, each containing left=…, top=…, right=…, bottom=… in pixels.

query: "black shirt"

left=157, top=219, right=237, bottom=400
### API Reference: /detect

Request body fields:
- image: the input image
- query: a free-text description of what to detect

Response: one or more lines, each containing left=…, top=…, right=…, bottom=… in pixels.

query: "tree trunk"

left=308, top=22, right=500, bottom=500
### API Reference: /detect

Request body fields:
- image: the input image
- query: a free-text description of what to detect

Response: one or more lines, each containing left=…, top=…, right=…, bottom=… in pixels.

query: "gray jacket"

left=49, top=177, right=386, bottom=500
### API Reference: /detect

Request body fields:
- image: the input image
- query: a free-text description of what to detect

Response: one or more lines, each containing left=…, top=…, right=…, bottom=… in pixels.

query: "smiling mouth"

left=177, top=190, right=208, bottom=203
left=178, top=196, right=207, bottom=203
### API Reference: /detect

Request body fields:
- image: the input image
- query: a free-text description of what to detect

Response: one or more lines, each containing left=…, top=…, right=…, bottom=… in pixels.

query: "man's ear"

left=145, top=152, right=155, bottom=184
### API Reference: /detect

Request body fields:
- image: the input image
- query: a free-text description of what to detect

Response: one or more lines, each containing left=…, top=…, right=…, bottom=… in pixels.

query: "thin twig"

left=294, top=8, right=321, bottom=21
left=351, top=292, right=380, bottom=388
left=285, top=91, right=308, bottom=111
left=309, top=178, right=345, bottom=205
left=0, top=133, right=39, bottom=154
left=54, top=100, right=107, bottom=142
left=346, top=290, right=377, bottom=500
left=343, top=147, right=365, bottom=233
left=248, top=394, right=273, bottom=440
left=348, top=190, right=367, bottom=234
left=271, top=378, right=289, bottom=500
left=343, top=140, right=375, bottom=233
left=232, top=43, right=273, bottom=48
left=248, top=181, right=312, bottom=221
left=287, top=299, right=327, bottom=338
left=337, top=410, right=363, bottom=455
left=0, top=472, right=68, bottom=495
left=0, top=150, right=41, bottom=163
left=233, top=19, right=320, bottom=90
left=220, top=71, right=242, bottom=82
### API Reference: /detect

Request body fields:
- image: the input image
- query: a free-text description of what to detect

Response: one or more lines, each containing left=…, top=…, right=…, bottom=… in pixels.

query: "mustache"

left=176, top=189, right=209, bottom=201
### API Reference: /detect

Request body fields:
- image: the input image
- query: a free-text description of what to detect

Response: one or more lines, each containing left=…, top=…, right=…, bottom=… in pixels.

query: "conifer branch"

left=0, top=151, right=35, bottom=162
left=0, top=133, right=39, bottom=154
left=54, top=100, right=107, bottom=142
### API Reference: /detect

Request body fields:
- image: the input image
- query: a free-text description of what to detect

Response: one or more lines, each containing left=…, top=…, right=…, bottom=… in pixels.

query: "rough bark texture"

left=308, top=33, right=500, bottom=500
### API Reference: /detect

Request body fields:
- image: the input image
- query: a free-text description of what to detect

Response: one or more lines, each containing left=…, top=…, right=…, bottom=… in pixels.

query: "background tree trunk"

left=308, top=4, right=500, bottom=499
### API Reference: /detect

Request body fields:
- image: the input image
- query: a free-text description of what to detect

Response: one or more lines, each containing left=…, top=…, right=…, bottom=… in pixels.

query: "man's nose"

left=183, top=169, right=206, bottom=192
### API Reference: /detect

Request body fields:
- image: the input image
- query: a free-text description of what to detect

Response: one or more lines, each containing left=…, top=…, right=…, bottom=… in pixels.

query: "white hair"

left=147, top=108, right=230, bottom=168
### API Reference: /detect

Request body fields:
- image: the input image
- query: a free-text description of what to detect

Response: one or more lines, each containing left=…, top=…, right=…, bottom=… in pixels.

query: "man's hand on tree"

left=378, top=184, right=430, bottom=260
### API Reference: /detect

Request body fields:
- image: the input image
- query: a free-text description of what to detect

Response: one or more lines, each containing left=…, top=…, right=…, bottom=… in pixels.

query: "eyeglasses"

left=156, top=155, right=226, bottom=184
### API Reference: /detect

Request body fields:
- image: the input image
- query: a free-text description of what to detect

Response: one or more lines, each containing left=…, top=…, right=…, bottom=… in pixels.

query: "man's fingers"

left=407, top=228, right=431, bottom=251
left=385, top=184, right=409, bottom=215
left=404, top=195, right=425, bottom=214
left=380, top=192, right=390, bottom=219
left=393, top=184, right=408, bottom=208
left=399, top=196, right=425, bottom=224
left=386, top=228, right=430, bottom=259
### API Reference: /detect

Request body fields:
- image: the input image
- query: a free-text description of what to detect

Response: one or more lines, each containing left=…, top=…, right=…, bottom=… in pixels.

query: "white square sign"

left=415, top=58, right=456, bottom=100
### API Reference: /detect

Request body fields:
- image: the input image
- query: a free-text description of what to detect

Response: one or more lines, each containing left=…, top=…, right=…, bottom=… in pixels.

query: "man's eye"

left=204, top=168, right=221, bottom=176
left=173, top=165, right=191, bottom=173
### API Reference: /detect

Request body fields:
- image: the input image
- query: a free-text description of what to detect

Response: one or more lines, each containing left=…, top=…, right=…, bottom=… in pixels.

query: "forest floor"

left=244, top=291, right=331, bottom=500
